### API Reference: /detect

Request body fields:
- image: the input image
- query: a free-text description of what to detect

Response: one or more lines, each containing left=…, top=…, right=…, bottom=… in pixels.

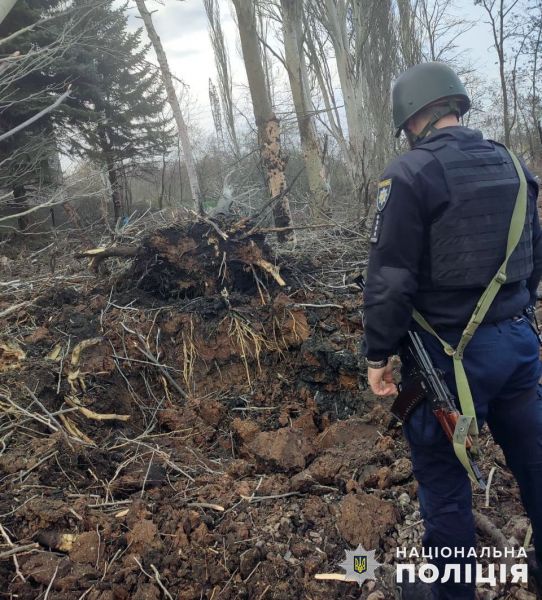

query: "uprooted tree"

left=77, top=214, right=286, bottom=300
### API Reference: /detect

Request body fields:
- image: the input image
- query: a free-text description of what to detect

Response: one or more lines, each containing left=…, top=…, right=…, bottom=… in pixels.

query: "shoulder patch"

left=376, top=178, right=392, bottom=212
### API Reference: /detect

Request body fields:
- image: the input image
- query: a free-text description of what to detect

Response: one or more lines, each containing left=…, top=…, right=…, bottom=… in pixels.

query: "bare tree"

left=203, top=0, right=239, bottom=156
left=416, top=0, right=474, bottom=63
left=359, top=1, right=401, bottom=174
left=134, top=0, right=203, bottom=214
left=475, top=0, right=528, bottom=146
left=313, top=1, right=365, bottom=156
left=0, top=12, right=79, bottom=229
left=530, top=9, right=542, bottom=152
left=279, top=0, right=330, bottom=223
left=303, top=12, right=347, bottom=153
left=520, top=0, right=542, bottom=159
left=304, top=0, right=366, bottom=210
left=397, top=0, right=424, bottom=68
left=231, top=0, right=293, bottom=240
left=305, top=0, right=402, bottom=214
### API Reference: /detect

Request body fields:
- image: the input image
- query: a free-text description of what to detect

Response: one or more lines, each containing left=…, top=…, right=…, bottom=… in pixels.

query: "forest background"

left=0, top=0, right=541, bottom=238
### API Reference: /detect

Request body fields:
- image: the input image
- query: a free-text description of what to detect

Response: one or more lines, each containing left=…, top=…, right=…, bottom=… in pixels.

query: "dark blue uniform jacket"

left=363, top=126, right=542, bottom=361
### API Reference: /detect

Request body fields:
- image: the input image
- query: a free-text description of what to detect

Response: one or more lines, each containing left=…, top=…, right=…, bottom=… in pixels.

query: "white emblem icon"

left=339, top=544, right=381, bottom=587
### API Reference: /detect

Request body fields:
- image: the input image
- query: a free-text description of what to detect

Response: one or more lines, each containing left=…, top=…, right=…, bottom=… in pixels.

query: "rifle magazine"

left=391, top=377, right=427, bottom=422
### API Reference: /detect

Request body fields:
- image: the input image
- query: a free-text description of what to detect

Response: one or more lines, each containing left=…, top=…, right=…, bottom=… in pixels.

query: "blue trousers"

left=402, top=317, right=542, bottom=599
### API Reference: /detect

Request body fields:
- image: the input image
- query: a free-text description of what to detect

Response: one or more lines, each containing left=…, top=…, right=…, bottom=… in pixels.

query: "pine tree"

left=57, top=0, right=174, bottom=221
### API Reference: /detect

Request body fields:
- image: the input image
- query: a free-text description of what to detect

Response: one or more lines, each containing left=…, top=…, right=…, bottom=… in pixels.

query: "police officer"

left=363, top=62, right=542, bottom=599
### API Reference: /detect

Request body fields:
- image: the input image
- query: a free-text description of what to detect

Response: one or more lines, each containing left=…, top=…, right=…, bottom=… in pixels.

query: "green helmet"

left=392, top=62, right=471, bottom=137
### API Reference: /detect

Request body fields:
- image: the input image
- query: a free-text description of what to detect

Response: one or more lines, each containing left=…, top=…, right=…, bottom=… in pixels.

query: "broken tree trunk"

left=135, top=0, right=203, bottom=214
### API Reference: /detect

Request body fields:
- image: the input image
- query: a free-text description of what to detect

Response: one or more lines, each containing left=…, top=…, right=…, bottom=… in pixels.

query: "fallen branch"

left=19, top=451, right=58, bottom=482
left=59, top=414, right=95, bottom=446
left=76, top=246, right=138, bottom=271
left=240, top=491, right=302, bottom=503
left=484, top=466, right=496, bottom=508
left=43, top=565, right=59, bottom=600
left=151, top=564, right=174, bottom=600
left=0, top=86, right=71, bottom=143
left=232, top=258, right=285, bottom=287
left=0, top=195, right=78, bottom=225
left=136, top=344, right=189, bottom=400
left=196, top=213, right=229, bottom=240
left=254, top=259, right=285, bottom=286
left=240, top=223, right=331, bottom=239
left=291, top=303, right=343, bottom=309
left=0, top=543, right=39, bottom=560
left=474, top=510, right=515, bottom=568
left=0, top=523, right=26, bottom=581
left=65, top=396, right=130, bottom=422
left=133, top=556, right=174, bottom=600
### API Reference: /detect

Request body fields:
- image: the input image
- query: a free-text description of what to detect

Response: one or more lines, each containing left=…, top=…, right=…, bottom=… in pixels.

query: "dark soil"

left=0, top=219, right=535, bottom=600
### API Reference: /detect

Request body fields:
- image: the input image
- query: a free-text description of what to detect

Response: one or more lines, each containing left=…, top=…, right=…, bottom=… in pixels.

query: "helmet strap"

left=407, top=99, right=461, bottom=147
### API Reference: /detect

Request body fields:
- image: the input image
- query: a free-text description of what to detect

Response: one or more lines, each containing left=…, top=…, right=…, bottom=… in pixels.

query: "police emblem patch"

left=376, top=178, right=392, bottom=211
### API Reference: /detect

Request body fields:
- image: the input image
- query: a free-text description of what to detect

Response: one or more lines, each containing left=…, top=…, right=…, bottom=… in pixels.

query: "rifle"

left=525, top=305, right=542, bottom=345
left=354, top=275, right=486, bottom=490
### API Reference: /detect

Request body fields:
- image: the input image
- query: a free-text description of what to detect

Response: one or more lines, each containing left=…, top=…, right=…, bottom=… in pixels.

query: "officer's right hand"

left=368, top=363, right=397, bottom=396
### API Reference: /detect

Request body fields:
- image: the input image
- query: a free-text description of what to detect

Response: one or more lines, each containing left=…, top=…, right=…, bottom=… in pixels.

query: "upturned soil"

left=0, top=217, right=536, bottom=600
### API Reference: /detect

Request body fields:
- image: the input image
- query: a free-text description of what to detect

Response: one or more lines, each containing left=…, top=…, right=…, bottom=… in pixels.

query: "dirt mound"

left=81, top=215, right=285, bottom=300
left=0, top=218, right=535, bottom=599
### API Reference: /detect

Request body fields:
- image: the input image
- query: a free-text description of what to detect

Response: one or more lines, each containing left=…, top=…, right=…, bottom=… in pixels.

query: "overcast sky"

left=125, top=0, right=500, bottom=133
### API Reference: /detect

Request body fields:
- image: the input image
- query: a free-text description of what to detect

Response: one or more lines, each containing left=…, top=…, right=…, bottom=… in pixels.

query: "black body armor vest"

left=418, top=139, right=533, bottom=289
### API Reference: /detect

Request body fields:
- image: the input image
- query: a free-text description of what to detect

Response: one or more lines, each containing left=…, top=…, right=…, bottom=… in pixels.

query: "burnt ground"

left=0, top=217, right=537, bottom=600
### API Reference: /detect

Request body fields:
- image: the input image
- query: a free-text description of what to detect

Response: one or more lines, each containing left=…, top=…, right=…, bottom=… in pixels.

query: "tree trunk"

left=322, top=0, right=365, bottom=147
left=280, top=0, right=331, bottom=223
left=48, top=147, right=85, bottom=230
left=134, top=0, right=203, bottom=214
left=203, top=0, right=239, bottom=156
left=499, top=50, right=511, bottom=146
left=498, top=0, right=511, bottom=146
left=12, top=183, right=28, bottom=231
left=107, top=162, right=122, bottom=223
left=314, top=0, right=368, bottom=209
left=231, top=0, right=293, bottom=241
left=159, top=152, right=167, bottom=210
left=98, top=127, right=122, bottom=223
